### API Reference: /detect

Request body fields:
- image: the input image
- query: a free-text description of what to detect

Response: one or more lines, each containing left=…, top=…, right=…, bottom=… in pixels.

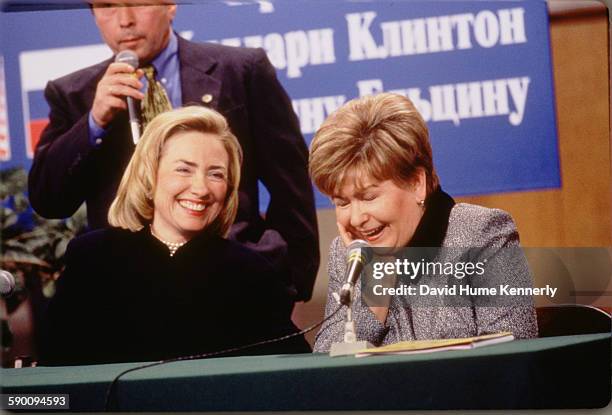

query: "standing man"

left=28, top=1, right=319, bottom=302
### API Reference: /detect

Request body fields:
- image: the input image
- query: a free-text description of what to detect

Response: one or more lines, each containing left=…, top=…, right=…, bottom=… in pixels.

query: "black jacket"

left=40, top=227, right=311, bottom=366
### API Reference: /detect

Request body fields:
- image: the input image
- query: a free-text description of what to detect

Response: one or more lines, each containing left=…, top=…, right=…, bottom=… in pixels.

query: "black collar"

left=408, top=187, right=455, bottom=247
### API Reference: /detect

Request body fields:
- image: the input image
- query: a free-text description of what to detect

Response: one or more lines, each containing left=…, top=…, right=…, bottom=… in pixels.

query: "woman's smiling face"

left=332, top=170, right=426, bottom=248
left=151, top=130, right=229, bottom=242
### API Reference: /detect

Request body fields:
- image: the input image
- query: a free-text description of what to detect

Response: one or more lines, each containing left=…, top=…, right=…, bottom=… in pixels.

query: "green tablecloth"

left=1, top=333, right=610, bottom=411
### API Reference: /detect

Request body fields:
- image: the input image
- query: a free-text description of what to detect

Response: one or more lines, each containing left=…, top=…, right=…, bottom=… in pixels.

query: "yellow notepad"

left=356, top=332, right=514, bottom=357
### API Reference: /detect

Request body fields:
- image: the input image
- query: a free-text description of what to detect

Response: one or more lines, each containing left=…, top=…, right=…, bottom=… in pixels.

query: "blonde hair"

left=309, top=93, right=439, bottom=196
left=108, top=106, right=242, bottom=237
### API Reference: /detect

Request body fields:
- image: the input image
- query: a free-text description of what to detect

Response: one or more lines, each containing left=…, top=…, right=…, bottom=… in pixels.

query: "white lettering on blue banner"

left=347, top=8, right=527, bottom=61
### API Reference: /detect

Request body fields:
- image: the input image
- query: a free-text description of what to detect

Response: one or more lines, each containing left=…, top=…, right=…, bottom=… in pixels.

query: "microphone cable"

left=104, top=304, right=343, bottom=411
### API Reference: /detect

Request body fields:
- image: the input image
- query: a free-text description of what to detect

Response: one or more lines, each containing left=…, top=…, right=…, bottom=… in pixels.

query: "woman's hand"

left=338, top=221, right=390, bottom=325
left=336, top=221, right=356, bottom=247
left=370, top=307, right=390, bottom=325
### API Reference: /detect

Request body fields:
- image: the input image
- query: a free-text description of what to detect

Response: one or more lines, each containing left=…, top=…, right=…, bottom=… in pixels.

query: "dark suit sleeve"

left=28, top=80, right=95, bottom=219
left=227, top=250, right=311, bottom=354
left=245, top=49, right=320, bottom=302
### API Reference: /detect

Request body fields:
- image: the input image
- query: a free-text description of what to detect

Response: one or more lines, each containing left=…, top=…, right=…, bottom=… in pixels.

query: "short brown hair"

left=309, top=93, right=439, bottom=196
left=108, top=106, right=242, bottom=237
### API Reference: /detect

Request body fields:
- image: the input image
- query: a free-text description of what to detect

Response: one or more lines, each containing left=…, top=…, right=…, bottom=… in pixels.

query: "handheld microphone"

left=0, top=270, right=16, bottom=298
left=339, top=240, right=372, bottom=306
left=115, top=50, right=141, bottom=145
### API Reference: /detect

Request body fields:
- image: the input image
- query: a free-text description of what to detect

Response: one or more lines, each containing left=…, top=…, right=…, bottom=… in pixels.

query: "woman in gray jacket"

left=309, top=93, right=538, bottom=353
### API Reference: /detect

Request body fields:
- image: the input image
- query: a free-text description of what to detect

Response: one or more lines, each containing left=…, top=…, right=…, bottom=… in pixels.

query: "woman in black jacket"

left=40, top=106, right=310, bottom=366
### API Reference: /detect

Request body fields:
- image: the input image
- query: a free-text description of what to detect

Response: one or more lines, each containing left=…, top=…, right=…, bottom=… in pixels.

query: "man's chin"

left=117, top=43, right=146, bottom=58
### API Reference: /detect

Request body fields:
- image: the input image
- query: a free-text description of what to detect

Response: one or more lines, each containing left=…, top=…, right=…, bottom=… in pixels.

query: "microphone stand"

left=329, top=284, right=373, bottom=357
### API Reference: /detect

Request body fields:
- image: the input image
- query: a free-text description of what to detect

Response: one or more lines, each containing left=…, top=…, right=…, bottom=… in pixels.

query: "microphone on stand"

left=339, top=240, right=372, bottom=306
left=115, top=50, right=141, bottom=145
left=0, top=270, right=15, bottom=298
left=0, top=270, right=15, bottom=358
left=330, top=240, right=374, bottom=357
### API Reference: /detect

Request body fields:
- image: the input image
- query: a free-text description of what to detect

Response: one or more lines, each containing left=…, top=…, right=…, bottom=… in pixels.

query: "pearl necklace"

left=150, top=226, right=186, bottom=257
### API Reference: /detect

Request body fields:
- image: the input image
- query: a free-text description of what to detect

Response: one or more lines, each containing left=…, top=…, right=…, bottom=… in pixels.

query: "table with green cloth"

left=1, top=333, right=610, bottom=411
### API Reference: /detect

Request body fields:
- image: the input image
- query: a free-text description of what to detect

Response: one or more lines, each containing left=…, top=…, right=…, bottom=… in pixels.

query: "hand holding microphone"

left=91, top=50, right=144, bottom=134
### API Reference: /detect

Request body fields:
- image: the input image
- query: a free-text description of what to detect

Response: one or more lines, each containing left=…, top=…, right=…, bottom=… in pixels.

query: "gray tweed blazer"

left=313, top=202, right=538, bottom=353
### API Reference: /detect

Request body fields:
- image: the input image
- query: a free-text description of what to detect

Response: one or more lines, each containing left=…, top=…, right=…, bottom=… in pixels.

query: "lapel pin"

left=201, top=94, right=213, bottom=104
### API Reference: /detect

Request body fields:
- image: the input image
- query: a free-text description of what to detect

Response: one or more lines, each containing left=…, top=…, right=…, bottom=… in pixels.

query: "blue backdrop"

left=0, top=0, right=559, bottom=209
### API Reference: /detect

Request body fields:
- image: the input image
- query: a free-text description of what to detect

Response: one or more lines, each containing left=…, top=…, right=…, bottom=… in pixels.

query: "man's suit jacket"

left=28, top=36, right=319, bottom=301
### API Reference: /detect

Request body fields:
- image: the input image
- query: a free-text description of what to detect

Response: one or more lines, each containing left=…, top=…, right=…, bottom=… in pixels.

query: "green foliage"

left=1, top=167, right=87, bottom=299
